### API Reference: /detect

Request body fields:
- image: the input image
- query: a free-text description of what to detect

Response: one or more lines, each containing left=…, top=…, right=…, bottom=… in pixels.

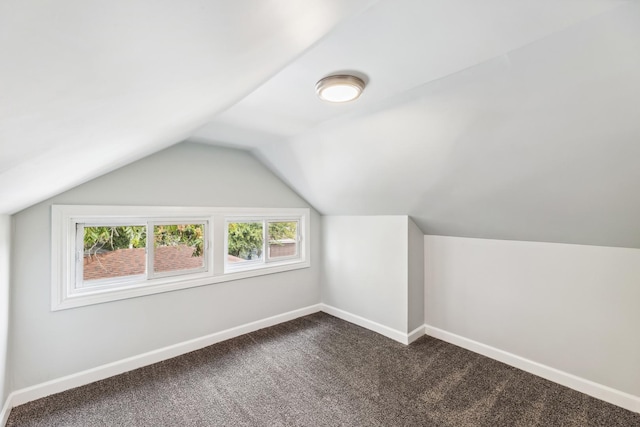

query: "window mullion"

left=75, top=223, right=84, bottom=289
left=263, top=220, right=268, bottom=264
left=146, top=221, right=153, bottom=279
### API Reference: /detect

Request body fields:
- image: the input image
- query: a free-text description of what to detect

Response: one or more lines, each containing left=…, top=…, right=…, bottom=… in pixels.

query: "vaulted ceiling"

left=3, top=0, right=640, bottom=248
left=0, top=0, right=375, bottom=213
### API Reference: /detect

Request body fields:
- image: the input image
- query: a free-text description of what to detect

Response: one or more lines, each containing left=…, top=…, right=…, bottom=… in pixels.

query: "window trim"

left=52, top=205, right=311, bottom=311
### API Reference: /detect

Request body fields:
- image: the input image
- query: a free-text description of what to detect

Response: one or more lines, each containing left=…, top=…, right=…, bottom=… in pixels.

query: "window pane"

left=268, top=221, right=298, bottom=259
left=83, top=226, right=147, bottom=282
left=154, top=224, right=205, bottom=273
left=227, top=222, right=264, bottom=264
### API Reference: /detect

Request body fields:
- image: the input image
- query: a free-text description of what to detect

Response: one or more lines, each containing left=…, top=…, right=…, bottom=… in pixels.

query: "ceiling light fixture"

left=316, top=75, right=365, bottom=103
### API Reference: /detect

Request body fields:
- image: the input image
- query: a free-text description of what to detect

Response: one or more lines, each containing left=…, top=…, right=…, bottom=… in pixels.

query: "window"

left=227, top=221, right=264, bottom=266
left=79, top=222, right=209, bottom=287
left=151, top=223, right=206, bottom=277
left=52, top=206, right=310, bottom=310
left=268, top=221, right=299, bottom=260
left=81, top=224, right=147, bottom=284
left=225, top=218, right=301, bottom=272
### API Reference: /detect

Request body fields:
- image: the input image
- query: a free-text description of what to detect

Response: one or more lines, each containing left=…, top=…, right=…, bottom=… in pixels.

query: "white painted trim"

left=1, top=395, right=11, bottom=427
left=407, top=324, right=426, bottom=344
left=8, top=307, right=636, bottom=424
left=320, top=304, right=410, bottom=344
left=6, top=304, right=321, bottom=413
left=424, top=324, right=640, bottom=414
left=51, top=205, right=311, bottom=311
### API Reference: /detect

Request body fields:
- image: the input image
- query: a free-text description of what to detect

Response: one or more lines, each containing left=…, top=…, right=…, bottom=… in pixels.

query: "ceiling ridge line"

left=201, top=0, right=381, bottom=123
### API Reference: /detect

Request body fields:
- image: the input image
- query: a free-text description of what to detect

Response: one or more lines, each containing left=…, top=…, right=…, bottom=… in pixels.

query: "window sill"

left=55, top=260, right=310, bottom=311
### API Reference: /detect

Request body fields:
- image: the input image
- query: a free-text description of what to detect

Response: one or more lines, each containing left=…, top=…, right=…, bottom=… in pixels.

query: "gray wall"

left=321, top=216, right=408, bottom=333
left=425, top=235, right=640, bottom=397
left=10, top=142, right=321, bottom=390
left=0, top=215, right=10, bottom=405
left=407, top=218, right=424, bottom=332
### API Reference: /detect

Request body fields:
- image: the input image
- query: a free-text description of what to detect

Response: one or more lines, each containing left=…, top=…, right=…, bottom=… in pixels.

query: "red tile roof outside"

left=83, top=242, right=297, bottom=281
left=83, top=246, right=202, bottom=281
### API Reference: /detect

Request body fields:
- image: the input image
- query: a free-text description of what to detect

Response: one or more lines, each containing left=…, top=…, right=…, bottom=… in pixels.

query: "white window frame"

left=74, top=220, right=148, bottom=291
left=52, top=205, right=311, bottom=311
left=224, top=217, right=303, bottom=273
left=75, top=219, right=210, bottom=290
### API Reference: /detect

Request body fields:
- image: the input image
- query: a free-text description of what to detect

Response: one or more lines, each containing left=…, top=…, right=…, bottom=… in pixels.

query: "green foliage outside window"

left=83, top=226, right=146, bottom=256
left=268, top=222, right=297, bottom=244
left=227, top=221, right=297, bottom=260
left=83, top=224, right=205, bottom=257
left=228, top=222, right=263, bottom=260
left=154, top=224, right=204, bottom=256
left=83, top=221, right=297, bottom=261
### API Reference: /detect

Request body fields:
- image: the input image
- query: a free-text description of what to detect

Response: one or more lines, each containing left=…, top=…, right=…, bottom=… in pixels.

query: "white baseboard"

left=424, top=324, right=640, bottom=414
left=5, top=304, right=322, bottom=416
left=6, top=306, right=637, bottom=425
left=320, top=304, right=412, bottom=345
left=407, top=324, right=426, bottom=344
left=0, top=395, right=11, bottom=427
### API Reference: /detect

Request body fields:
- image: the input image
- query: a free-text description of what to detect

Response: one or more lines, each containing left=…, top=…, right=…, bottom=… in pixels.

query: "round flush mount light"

left=315, top=74, right=366, bottom=103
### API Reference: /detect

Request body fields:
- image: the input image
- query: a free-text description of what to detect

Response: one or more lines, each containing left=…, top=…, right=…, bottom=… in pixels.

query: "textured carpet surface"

left=7, top=312, right=640, bottom=426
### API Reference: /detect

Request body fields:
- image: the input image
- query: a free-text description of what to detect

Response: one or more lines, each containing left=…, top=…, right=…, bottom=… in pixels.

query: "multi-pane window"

left=52, top=206, right=310, bottom=311
left=225, top=218, right=300, bottom=272
left=77, top=221, right=208, bottom=289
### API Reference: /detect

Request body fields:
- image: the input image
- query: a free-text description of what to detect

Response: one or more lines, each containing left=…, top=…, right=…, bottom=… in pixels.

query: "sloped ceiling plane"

left=2, top=0, right=640, bottom=248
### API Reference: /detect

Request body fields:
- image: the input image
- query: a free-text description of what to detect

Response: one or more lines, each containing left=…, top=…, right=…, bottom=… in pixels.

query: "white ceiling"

left=0, top=0, right=374, bottom=213
left=194, top=0, right=640, bottom=248
left=194, top=0, right=629, bottom=147
left=3, top=0, right=640, bottom=248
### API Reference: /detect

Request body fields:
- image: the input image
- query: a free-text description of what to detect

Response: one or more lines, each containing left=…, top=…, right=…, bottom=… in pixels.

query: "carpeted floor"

left=7, top=312, right=640, bottom=426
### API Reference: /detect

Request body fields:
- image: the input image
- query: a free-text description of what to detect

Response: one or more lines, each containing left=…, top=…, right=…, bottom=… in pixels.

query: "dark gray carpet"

left=7, top=312, right=640, bottom=426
